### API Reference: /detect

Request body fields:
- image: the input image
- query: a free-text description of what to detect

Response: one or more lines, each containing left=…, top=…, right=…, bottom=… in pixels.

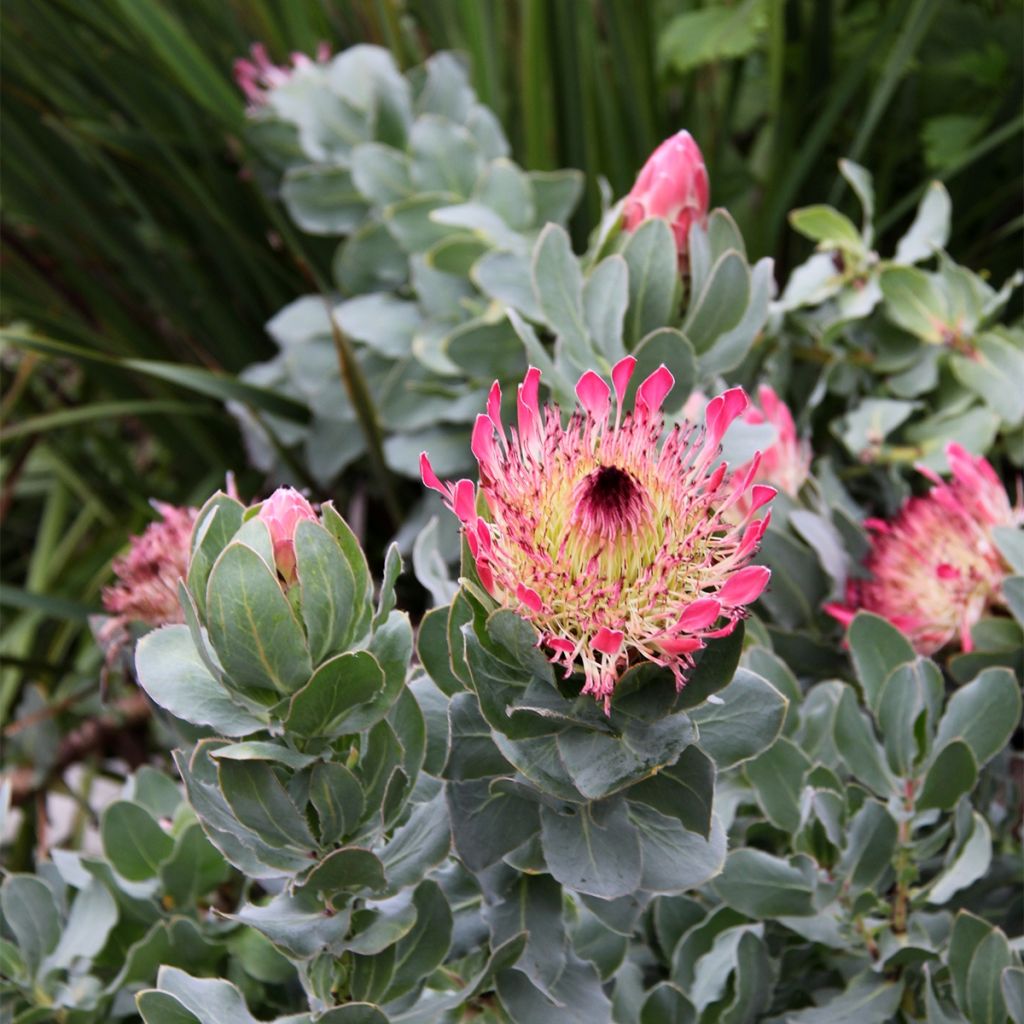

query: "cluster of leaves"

left=616, top=615, right=1023, bottom=1023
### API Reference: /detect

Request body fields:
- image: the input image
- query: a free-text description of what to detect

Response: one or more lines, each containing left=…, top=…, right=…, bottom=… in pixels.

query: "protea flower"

left=421, top=359, right=775, bottom=708
left=623, top=130, right=710, bottom=267
left=233, top=42, right=331, bottom=110
left=825, top=444, right=1023, bottom=654
left=103, top=501, right=197, bottom=628
left=258, top=486, right=318, bottom=584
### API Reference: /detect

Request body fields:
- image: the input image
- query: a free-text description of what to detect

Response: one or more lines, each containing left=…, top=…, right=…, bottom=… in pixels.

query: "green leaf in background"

left=837, top=799, right=897, bottom=893
left=584, top=255, right=629, bottom=363
left=1003, top=967, right=1024, bottom=1024
left=217, top=759, right=317, bottom=853
left=447, top=778, right=540, bottom=871
left=833, top=686, right=896, bottom=796
left=621, top=217, right=679, bottom=348
left=205, top=542, right=312, bottom=696
left=876, top=657, right=943, bottom=775
left=487, top=873, right=566, bottom=996
left=532, top=223, right=590, bottom=368
left=101, top=800, right=175, bottom=881
left=135, top=625, right=269, bottom=736
left=713, top=849, right=815, bottom=918
left=282, top=164, right=368, bottom=235
left=629, top=745, right=715, bottom=838
left=627, top=802, right=727, bottom=894
left=231, top=888, right=352, bottom=960
left=880, top=266, right=948, bottom=343
left=143, top=966, right=259, bottom=1024
left=285, top=650, right=385, bottom=738
left=917, top=739, right=978, bottom=812
left=639, top=981, right=694, bottom=1024
left=540, top=798, right=642, bottom=899
left=298, top=847, right=387, bottom=898
left=934, top=666, right=1021, bottom=769
left=555, top=711, right=696, bottom=801
left=187, top=492, right=245, bottom=620
left=383, top=879, right=453, bottom=1001
left=993, top=526, right=1024, bottom=574
left=137, top=990, right=202, bottom=1024
left=836, top=398, right=918, bottom=458
left=0, top=875, right=60, bottom=976
left=690, top=668, right=787, bottom=769
left=781, top=971, right=903, bottom=1023
left=744, top=735, right=811, bottom=832
left=789, top=205, right=864, bottom=251
left=624, top=328, right=696, bottom=414
left=927, top=811, right=992, bottom=905
left=380, top=790, right=452, bottom=890
left=893, top=182, right=952, bottom=264
left=951, top=332, right=1024, bottom=427
left=309, top=761, right=365, bottom=846
left=658, top=0, right=766, bottom=73
left=848, top=611, right=916, bottom=711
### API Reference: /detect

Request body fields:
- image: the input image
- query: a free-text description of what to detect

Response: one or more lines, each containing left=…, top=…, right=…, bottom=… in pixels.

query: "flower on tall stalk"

left=233, top=42, right=331, bottom=110
left=825, top=444, right=1023, bottom=654
left=623, top=130, right=710, bottom=268
left=102, top=501, right=197, bottom=629
left=422, top=360, right=775, bottom=708
left=258, top=486, right=318, bottom=584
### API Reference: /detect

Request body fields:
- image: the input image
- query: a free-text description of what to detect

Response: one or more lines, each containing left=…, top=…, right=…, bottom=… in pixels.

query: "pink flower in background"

left=737, top=385, right=812, bottom=500
left=233, top=42, right=331, bottom=110
left=103, top=502, right=197, bottom=628
left=258, top=486, right=318, bottom=583
left=825, top=444, right=1022, bottom=654
left=422, top=360, right=775, bottom=708
left=623, top=130, right=710, bottom=267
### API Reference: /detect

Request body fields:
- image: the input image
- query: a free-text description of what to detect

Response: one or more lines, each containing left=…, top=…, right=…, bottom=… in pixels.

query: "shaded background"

left=2, top=0, right=1022, bottom=723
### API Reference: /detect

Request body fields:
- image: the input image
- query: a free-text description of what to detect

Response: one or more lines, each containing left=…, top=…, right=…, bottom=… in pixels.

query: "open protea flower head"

left=623, top=130, right=710, bottom=267
left=103, top=501, right=197, bottom=628
left=258, top=486, right=318, bottom=584
left=825, top=444, right=1023, bottom=654
left=422, top=359, right=775, bottom=708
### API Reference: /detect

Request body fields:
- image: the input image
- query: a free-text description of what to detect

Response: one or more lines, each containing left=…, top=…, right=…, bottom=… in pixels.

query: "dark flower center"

left=571, top=465, right=651, bottom=540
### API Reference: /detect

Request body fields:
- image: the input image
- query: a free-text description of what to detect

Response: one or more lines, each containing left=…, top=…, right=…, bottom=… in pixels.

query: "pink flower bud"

left=258, top=487, right=317, bottom=583
left=623, top=130, right=710, bottom=267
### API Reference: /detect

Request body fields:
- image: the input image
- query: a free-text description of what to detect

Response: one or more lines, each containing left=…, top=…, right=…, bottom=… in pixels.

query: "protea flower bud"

left=825, top=444, right=1023, bottom=654
left=103, top=502, right=197, bottom=628
left=258, top=487, right=318, bottom=584
left=233, top=42, right=331, bottom=110
left=422, top=360, right=775, bottom=709
left=623, top=130, right=710, bottom=267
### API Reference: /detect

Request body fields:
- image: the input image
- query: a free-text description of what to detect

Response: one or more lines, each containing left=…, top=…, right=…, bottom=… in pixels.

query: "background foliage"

left=1, top=2, right=1022, bottom=1022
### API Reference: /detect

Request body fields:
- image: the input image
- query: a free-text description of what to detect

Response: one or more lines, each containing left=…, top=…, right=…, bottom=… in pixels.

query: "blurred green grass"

left=1, top=0, right=1021, bottom=723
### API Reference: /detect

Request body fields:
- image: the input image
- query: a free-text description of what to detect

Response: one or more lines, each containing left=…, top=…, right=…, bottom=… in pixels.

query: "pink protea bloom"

left=233, top=42, right=331, bottom=110
left=825, top=444, right=1023, bottom=655
left=623, top=130, right=710, bottom=267
left=421, top=360, right=775, bottom=709
left=737, top=385, right=812, bottom=500
left=103, top=502, right=197, bottom=627
left=258, top=487, right=318, bottom=584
